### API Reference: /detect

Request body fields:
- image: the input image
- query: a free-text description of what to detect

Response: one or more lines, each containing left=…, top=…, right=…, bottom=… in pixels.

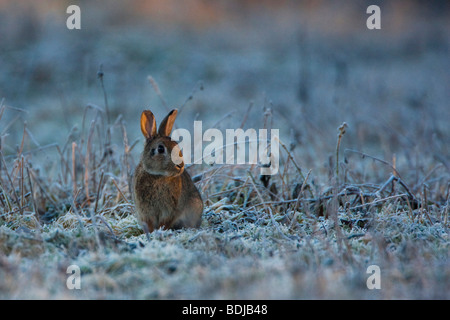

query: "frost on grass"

left=0, top=92, right=449, bottom=298
left=0, top=170, right=448, bottom=299
left=0, top=2, right=449, bottom=299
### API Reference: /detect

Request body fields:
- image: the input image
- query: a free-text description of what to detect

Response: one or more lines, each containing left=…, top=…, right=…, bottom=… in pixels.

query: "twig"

left=395, top=176, right=418, bottom=203
left=345, top=149, right=402, bottom=179
left=347, top=193, right=408, bottom=210
left=376, top=174, right=396, bottom=196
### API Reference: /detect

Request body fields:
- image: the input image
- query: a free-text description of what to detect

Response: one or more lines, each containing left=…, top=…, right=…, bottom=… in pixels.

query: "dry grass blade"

left=94, top=170, right=105, bottom=214
left=278, top=138, right=309, bottom=191
left=239, top=101, right=254, bottom=129
left=178, top=80, right=204, bottom=116
left=148, top=75, right=168, bottom=112
left=84, top=120, right=96, bottom=205
left=97, top=64, right=111, bottom=125
left=0, top=151, right=23, bottom=215
left=27, top=167, right=59, bottom=210
left=247, top=170, right=292, bottom=241
left=336, top=122, right=348, bottom=180
left=0, top=98, right=6, bottom=123
left=110, top=177, right=130, bottom=204
left=293, top=169, right=312, bottom=214
left=72, top=142, right=77, bottom=198
left=25, top=164, right=37, bottom=216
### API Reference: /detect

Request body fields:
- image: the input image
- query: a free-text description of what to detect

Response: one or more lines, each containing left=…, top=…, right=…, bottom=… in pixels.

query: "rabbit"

left=132, top=108, right=203, bottom=232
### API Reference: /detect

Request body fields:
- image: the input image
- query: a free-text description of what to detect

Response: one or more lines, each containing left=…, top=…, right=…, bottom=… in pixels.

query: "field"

left=0, top=1, right=449, bottom=299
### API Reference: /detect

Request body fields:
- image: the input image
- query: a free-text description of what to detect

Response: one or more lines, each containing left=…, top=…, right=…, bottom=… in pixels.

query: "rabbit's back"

left=173, top=169, right=203, bottom=228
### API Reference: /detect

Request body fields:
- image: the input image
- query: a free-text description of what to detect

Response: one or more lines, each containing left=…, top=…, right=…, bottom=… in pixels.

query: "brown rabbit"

left=132, top=108, right=203, bottom=232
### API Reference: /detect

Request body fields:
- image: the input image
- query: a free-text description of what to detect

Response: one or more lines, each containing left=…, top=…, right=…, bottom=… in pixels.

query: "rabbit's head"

left=140, top=109, right=184, bottom=177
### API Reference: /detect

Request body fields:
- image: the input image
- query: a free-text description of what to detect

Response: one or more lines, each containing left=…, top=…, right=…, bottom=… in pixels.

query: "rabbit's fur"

left=133, top=109, right=203, bottom=232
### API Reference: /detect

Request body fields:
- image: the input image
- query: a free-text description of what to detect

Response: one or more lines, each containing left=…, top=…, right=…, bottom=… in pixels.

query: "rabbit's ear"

left=158, top=108, right=178, bottom=137
left=140, top=110, right=157, bottom=139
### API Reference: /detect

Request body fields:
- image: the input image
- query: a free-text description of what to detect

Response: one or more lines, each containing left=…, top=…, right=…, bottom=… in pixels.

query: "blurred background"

left=0, top=0, right=449, bottom=182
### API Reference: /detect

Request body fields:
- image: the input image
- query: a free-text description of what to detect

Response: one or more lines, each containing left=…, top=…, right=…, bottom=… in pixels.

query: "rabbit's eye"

left=157, top=145, right=165, bottom=154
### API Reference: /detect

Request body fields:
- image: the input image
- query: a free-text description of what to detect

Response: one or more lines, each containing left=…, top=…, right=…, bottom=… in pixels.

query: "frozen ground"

left=0, top=1, right=449, bottom=299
